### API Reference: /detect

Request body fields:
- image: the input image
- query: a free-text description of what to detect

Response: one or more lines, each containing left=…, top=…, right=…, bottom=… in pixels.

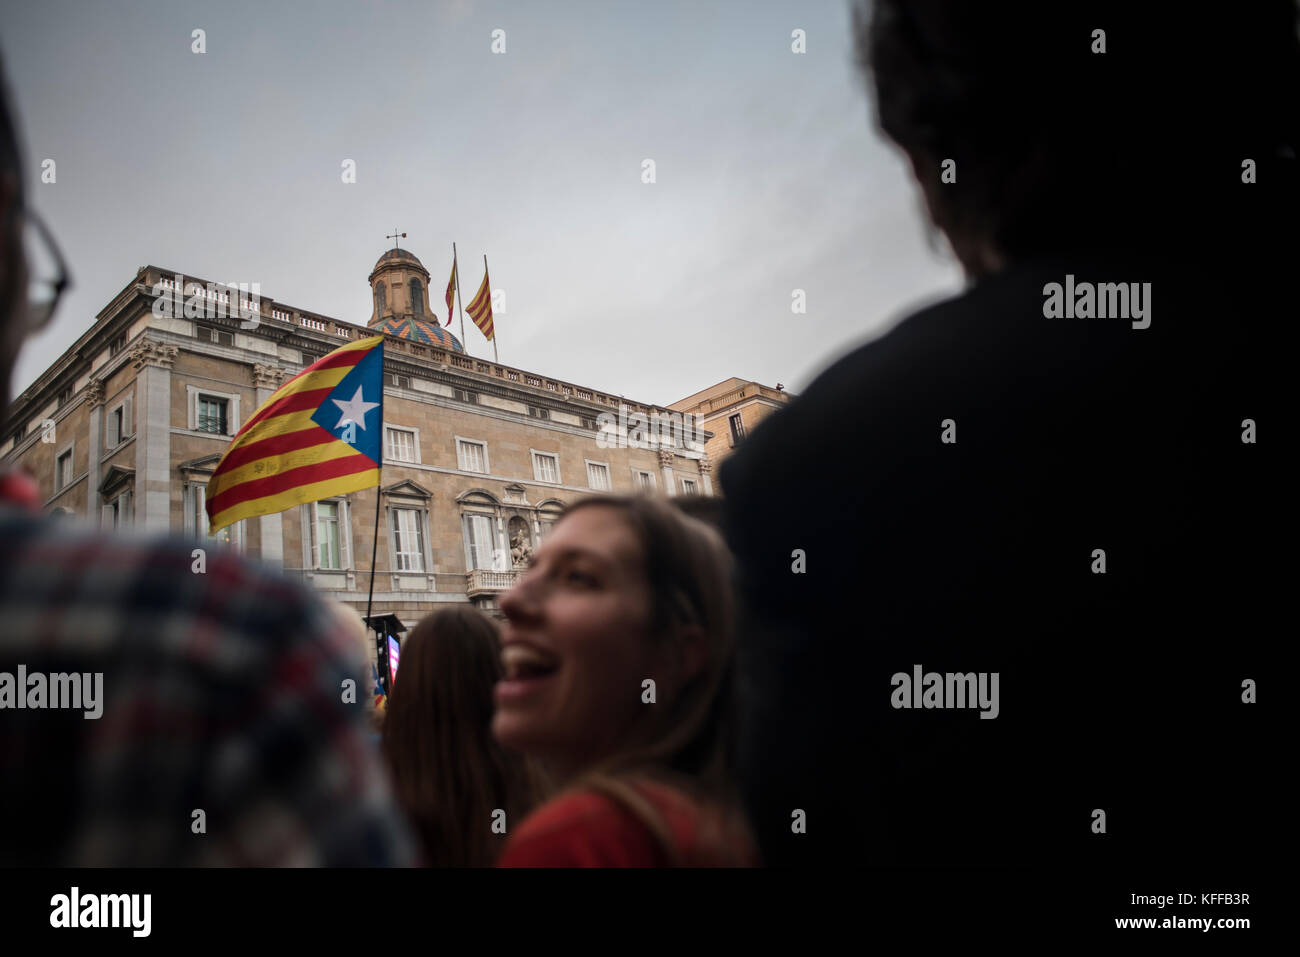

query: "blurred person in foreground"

left=325, top=600, right=384, bottom=742
left=722, top=1, right=1295, bottom=867
left=0, top=53, right=412, bottom=865
left=493, top=495, right=757, bottom=866
left=381, top=607, right=543, bottom=866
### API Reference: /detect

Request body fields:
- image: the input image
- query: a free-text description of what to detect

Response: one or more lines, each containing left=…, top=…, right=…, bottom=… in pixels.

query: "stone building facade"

left=2, top=247, right=717, bottom=634
left=668, top=376, right=792, bottom=469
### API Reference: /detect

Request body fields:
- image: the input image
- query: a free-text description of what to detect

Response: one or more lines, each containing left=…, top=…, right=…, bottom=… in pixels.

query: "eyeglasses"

left=22, top=206, right=71, bottom=333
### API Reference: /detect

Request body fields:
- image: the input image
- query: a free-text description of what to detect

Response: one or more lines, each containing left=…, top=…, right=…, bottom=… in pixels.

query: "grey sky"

left=2, top=0, right=961, bottom=406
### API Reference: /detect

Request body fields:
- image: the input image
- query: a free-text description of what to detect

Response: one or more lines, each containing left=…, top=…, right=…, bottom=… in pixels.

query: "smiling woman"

left=492, top=494, right=758, bottom=867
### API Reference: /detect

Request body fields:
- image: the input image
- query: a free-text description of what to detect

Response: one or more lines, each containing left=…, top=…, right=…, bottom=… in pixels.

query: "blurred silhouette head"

left=854, top=1, right=1300, bottom=277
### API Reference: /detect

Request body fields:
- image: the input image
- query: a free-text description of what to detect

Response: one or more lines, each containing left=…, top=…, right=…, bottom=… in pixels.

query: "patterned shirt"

left=0, top=503, right=414, bottom=866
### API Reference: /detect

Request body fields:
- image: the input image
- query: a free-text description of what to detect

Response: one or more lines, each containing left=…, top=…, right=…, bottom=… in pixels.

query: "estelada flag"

left=205, top=336, right=384, bottom=534
left=444, top=257, right=457, bottom=327
left=465, top=267, right=494, bottom=341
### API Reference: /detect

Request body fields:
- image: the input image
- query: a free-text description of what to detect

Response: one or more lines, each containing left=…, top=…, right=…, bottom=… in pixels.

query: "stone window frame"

left=409, top=277, right=424, bottom=316
left=54, top=439, right=75, bottom=492
left=384, top=425, right=421, bottom=465
left=182, top=481, right=244, bottom=553
left=584, top=458, right=611, bottom=491
left=187, top=385, right=242, bottom=436
left=311, top=498, right=353, bottom=571
left=105, top=392, right=134, bottom=449
left=389, top=505, right=428, bottom=573
left=457, top=489, right=508, bottom=572
left=455, top=435, right=491, bottom=474
left=531, top=448, right=561, bottom=485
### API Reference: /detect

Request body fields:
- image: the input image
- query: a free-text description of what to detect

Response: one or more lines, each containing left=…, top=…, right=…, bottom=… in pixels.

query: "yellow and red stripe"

left=466, top=268, right=494, bottom=341
left=205, top=335, right=384, bottom=534
left=444, top=257, right=457, bottom=327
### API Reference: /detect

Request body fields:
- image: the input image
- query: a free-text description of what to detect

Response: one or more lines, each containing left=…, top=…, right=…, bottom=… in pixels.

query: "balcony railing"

left=466, top=568, right=522, bottom=597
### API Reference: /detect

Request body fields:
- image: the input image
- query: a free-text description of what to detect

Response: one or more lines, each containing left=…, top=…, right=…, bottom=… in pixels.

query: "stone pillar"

left=253, top=363, right=287, bottom=567
left=84, top=378, right=106, bottom=522
left=658, top=448, right=676, bottom=497
left=130, top=341, right=178, bottom=533
left=698, top=457, right=714, bottom=496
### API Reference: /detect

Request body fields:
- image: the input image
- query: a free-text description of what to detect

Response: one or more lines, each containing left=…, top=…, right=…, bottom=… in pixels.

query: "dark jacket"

left=721, top=246, right=1283, bottom=868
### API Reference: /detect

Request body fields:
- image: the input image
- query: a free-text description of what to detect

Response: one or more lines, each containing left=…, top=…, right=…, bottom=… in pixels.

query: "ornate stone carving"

left=84, top=378, right=106, bottom=408
left=698, top=457, right=713, bottom=475
left=253, top=363, right=287, bottom=389
left=657, top=448, right=675, bottom=468
left=130, top=340, right=178, bottom=371
left=508, top=516, right=533, bottom=568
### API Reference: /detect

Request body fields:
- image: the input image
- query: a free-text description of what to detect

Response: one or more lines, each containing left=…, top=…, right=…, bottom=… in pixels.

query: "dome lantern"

left=366, top=239, right=465, bottom=353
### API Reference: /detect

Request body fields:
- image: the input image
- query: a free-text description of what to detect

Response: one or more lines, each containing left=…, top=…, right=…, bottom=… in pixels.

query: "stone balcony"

left=465, top=568, right=522, bottom=597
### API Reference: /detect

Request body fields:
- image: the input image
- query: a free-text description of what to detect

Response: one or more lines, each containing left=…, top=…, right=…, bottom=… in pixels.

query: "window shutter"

left=340, top=501, right=352, bottom=569
left=465, top=514, right=493, bottom=571
left=102, top=503, right=115, bottom=529
left=123, top=395, right=133, bottom=437
left=121, top=492, right=132, bottom=527
left=311, top=501, right=321, bottom=567
left=106, top=408, right=119, bottom=448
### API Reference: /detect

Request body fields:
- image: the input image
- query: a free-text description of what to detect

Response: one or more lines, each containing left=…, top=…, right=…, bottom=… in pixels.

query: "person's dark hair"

left=670, top=493, right=724, bottom=533
left=557, top=494, right=752, bottom=863
left=854, top=1, right=1300, bottom=265
left=381, top=606, right=542, bottom=866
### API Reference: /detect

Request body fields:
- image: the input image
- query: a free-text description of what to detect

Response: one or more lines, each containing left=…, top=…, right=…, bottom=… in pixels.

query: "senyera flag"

left=465, top=266, right=494, bottom=341
left=444, top=257, right=457, bottom=327
left=206, top=336, right=384, bottom=535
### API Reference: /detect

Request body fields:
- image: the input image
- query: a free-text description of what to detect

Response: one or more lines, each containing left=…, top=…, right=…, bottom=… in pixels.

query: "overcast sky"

left=1, top=0, right=961, bottom=406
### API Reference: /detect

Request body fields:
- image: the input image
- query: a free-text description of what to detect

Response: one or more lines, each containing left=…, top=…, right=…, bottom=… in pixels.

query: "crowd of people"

left=0, top=1, right=1294, bottom=866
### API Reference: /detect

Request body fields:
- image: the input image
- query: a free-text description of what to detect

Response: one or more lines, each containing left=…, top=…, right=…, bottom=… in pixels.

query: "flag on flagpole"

left=466, top=266, right=494, bottom=341
left=444, top=256, right=457, bottom=327
left=205, top=336, right=385, bottom=534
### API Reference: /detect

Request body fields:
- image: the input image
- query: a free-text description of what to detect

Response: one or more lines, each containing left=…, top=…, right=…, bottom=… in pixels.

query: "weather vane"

left=386, top=229, right=406, bottom=250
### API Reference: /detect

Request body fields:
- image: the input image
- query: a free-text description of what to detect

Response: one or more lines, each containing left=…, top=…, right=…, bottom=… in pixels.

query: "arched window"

left=374, top=281, right=386, bottom=316
left=409, top=278, right=423, bottom=316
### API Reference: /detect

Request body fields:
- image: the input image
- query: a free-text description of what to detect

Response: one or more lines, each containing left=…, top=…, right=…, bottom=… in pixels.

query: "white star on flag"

left=332, top=386, right=379, bottom=431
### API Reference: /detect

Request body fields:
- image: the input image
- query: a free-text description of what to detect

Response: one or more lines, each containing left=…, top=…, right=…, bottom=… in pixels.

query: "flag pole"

left=365, top=343, right=384, bottom=652
left=453, top=242, right=468, bottom=356
left=364, top=478, right=381, bottom=631
left=484, top=254, right=498, bottom=364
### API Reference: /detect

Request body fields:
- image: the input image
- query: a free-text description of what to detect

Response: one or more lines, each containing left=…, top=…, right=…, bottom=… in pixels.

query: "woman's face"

left=493, top=505, right=664, bottom=776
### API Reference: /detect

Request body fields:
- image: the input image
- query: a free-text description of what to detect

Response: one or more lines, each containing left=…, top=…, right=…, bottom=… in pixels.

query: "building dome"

left=367, top=244, right=463, bottom=351
left=370, top=315, right=466, bottom=352
left=373, top=247, right=426, bottom=273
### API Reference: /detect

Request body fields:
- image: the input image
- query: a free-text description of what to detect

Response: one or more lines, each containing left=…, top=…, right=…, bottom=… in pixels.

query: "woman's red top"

left=498, top=778, right=758, bottom=868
